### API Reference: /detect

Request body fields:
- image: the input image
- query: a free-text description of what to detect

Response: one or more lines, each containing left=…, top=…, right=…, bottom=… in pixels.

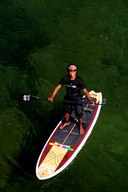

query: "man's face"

left=68, top=65, right=77, bottom=75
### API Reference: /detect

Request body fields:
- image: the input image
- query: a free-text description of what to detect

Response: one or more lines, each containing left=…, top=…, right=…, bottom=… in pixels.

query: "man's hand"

left=91, top=101, right=95, bottom=106
left=48, top=97, right=54, bottom=102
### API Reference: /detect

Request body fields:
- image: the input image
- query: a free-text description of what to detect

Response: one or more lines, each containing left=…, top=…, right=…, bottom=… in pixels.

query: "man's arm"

left=48, top=84, right=62, bottom=102
left=83, top=88, right=95, bottom=106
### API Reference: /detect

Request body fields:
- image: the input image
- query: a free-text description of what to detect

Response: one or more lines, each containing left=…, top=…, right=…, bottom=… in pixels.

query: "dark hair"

left=67, top=64, right=78, bottom=72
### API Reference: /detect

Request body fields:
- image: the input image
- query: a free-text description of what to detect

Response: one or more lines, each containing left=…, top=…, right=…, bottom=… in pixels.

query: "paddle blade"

left=20, top=94, right=40, bottom=101
left=20, top=94, right=31, bottom=101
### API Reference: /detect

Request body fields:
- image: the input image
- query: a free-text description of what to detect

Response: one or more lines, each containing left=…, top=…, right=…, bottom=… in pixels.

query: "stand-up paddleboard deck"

left=36, top=90, right=102, bottom=180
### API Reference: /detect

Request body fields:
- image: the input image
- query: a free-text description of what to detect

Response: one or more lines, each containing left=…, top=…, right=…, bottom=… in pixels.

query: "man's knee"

left=75, top=105, right=83, bottom=118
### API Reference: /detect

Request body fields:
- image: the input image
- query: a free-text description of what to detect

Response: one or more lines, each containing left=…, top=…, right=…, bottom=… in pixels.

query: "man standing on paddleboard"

left=48, top=64, right=95, bottom=134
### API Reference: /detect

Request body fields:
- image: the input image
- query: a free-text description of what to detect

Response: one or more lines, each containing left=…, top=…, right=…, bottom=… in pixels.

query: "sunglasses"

left=68, top=69, right=77, bottom=72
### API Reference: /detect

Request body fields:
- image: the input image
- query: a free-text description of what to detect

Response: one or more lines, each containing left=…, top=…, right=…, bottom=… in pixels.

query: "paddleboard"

left=36, top=90, right=102, bottom=180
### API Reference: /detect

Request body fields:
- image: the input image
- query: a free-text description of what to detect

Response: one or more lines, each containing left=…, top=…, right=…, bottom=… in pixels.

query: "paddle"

left=20, top=94, right=118, bottom=108
left=20, top=94, right=82, bottom=104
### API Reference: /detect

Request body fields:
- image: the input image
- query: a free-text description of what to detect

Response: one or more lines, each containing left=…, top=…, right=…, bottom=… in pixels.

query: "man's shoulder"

left=76, top=76, right=86, bottom=87
left=59, top=75, right=69, bottom=85
left=76, top=75, right=84, bottom=81
left=62, top=75, right=70, bottom=80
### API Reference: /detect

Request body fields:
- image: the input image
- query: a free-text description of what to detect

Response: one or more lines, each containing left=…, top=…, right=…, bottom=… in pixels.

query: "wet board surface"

left=36, top=90, right=102, bottom=180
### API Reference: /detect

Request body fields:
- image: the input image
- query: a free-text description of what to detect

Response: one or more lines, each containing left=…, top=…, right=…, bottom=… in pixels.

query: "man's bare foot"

left=80, top=125, right=84, bottom=134
left=60, top=121, right=70, bottom=129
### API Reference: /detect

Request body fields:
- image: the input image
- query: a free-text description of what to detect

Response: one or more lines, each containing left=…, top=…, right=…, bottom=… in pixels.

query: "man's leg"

left=79, top=118, right=84, bottom=134
left=65, top=113, right=70, bottom=121
left=60, top=99, right=71, bottom=129
left=60, top=113, right=70, bottom=129
left=75, top=103, right=84, bottom=134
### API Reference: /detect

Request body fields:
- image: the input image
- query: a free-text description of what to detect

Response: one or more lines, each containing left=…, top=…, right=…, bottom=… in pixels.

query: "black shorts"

left=63, top=97, right=83, bottom=118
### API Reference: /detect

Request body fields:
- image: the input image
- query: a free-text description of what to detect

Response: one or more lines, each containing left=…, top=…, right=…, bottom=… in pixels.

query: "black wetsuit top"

left=59, top=75, right=86, bottom=101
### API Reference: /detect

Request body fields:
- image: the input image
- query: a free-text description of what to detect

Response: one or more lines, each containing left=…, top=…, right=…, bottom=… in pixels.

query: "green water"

left=0, top=0, right=128, bottom=191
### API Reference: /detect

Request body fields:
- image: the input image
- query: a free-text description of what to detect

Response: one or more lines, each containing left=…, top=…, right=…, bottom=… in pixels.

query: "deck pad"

left=38, top=142, right=68, bottom=177
left=54, top=98, right=96, bottom=146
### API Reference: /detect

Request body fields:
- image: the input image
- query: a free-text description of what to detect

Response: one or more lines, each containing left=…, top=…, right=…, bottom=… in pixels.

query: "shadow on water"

left=4, top=68, right=64, bottom=190
left=0, top=1, right=61, bottom=190
left=6, top=103, right=63, bottom=176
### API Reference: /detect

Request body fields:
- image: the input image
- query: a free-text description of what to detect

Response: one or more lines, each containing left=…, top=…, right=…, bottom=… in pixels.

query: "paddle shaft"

left=27, top=94, right=83, bottom=104
left=22, top=94, right=118, bottom=108
left=97, top=103, right=118, bottom=108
